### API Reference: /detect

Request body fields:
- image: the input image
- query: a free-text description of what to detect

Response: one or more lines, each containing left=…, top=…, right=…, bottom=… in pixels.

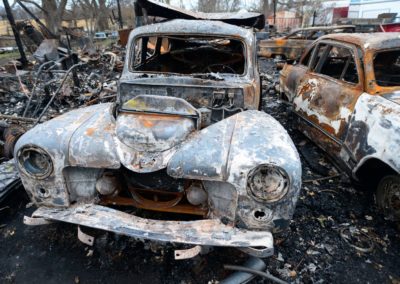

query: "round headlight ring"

left=247, top=164, right=289, bottom=203
left=18, top=146, right=53, bottom=179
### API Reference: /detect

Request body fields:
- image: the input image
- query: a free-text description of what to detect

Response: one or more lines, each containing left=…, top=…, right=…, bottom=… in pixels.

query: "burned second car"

left=258, top=25, right=355, bottom=62
left=280, top=33, right=400, bottom=219
left=15, top=20, right=301, bottom=258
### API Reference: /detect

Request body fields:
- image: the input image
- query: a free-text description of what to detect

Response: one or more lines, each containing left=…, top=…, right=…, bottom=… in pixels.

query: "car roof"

left=129, top=19, right=253, bottom=40
left=318, top=32, right=400, bottom=50
left=292, top=25, right=355, bottom=33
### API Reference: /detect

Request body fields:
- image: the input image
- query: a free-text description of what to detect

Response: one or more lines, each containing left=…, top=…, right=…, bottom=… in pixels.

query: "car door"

left=280, top=44, right=316, bottom=102
left=292, top=40, right=364, bottom=158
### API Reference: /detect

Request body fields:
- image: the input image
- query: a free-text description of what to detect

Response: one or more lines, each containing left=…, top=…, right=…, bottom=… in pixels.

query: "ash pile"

left=0, top=38, right=124, bottom=201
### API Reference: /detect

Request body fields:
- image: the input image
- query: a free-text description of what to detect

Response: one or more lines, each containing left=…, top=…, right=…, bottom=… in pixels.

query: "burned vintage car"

left=280, top=33, right=400, bottom=219
left=16, top=20, right=301, bottom=257
left=258, top=25, right=355, bottom=61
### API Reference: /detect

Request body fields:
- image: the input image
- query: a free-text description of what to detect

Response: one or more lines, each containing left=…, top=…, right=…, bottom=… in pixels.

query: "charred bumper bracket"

left=25, top=204, right=274, bottom=257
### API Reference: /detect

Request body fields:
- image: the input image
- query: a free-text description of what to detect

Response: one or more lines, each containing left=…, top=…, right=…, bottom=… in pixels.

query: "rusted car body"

left=258, top=25, right=355, bottom=61
left=280, top=33, right=400, bottom=219
left=16, top=20, right=301, bottom=258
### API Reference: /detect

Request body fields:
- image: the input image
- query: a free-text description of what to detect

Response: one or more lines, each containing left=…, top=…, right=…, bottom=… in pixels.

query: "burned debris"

left=0, top=27, right=124, bottom=203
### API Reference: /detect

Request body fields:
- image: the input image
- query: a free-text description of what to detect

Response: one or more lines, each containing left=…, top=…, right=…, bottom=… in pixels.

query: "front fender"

left=168, top=110, right=302, bottom=229
left=14, top=103, right=117, bottom=207
left=344, top=93, right=400, bottom=176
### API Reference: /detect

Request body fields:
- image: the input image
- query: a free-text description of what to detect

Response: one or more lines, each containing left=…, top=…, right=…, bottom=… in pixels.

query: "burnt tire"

left=3, top=124, right=26, bottom=140
left=3, top=133, right=20, bottom=159
left=3, top=125, right=26, bottom=159
left=376, top=175, right=400, bottom=221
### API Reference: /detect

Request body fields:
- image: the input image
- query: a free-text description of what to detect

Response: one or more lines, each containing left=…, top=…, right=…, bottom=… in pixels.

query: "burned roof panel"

left=319, top=32, right=400, bottom=50
left=128, top=19, right=254, bottom=40
left=291, top=25, right=356, bottom=32
left=135, top=0, right=265, bottom=29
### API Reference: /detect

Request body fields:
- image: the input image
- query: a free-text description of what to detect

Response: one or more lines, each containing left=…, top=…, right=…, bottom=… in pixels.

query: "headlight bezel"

left=246, top=164, right=290, bottom=203
left=17, top=145, right=53, bottom=179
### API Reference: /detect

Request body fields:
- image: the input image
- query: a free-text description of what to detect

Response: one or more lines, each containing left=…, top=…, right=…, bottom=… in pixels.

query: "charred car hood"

left=15, top=101, right=300, bottom=180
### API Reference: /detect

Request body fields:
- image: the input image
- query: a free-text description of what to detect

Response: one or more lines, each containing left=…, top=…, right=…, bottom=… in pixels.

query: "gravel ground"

left=0, top=58, right=399, bottom=284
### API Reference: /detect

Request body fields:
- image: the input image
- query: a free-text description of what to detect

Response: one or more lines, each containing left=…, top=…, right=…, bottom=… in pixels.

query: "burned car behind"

left=16, top=20, right=301, bottom=257
left=258, top=25, right=355, bottom=61
left=280, top=33, right=400, bottom=219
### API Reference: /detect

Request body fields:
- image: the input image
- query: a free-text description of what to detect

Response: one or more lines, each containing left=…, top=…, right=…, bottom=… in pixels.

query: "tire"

left=376, top=175, right=400, bottom=220
left=3, top=124, right=26, bottom=140
left=3, top=125, right=26, bottom=159
left=3, top=133, right=20, bottom=159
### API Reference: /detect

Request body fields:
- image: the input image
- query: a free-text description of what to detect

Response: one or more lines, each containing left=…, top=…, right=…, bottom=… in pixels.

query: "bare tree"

left=75, top=0, right=110, bottom=33
left=197, top=0, right=241, bottom=12
left=278, top=0, right=323, bottom=27
left=19, top=0, right=68, bottom=35
left=197, top=0, right=217, bottom=12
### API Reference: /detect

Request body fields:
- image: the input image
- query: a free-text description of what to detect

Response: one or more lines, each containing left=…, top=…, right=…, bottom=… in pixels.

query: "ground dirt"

left=0, top=58, right=399, bottom=284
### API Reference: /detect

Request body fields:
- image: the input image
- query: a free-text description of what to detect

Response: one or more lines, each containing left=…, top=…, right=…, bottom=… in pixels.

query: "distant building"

left=267, top=11, right=301, bottom=32
left=348, top=0, right=400, bottom=18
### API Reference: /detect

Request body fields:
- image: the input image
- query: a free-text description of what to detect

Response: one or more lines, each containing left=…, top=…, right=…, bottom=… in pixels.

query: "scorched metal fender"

left=344, top=93, right=400, bottom=176
left=167, top=110, right=302, bottom=223
left=15, top=103, right=119, bottom=170
left=14, top=103, right=119, bottom=207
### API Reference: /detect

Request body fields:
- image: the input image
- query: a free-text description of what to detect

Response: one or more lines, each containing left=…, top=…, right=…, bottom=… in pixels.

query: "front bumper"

left=26, top=204, right=274, bottom=257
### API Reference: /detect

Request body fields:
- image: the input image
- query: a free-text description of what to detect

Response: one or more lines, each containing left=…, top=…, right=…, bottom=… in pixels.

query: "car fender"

left=14, top=103, right=118, bottom=207
left=343, top=93, right=400, bottom=176
left=167, top=110, right=302, bottom=227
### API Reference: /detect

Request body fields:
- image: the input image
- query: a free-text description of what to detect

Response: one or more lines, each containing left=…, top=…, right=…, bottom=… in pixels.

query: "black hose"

left=224, top=265, right=288, bottom=284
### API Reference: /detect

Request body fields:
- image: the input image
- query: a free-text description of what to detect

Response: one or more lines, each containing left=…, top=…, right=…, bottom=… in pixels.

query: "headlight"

left=17, top=146, right=53, bottom=179
left=247, top=165, right=289, bottom=203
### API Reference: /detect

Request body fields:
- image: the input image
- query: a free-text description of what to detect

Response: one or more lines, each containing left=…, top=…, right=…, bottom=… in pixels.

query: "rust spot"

left=86, top=127, right=95, bottom=136
left=142, top=119, right=154, bottom=128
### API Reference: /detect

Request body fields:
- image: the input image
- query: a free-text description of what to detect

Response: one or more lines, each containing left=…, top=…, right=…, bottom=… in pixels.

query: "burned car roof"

left=135, top=0, right=265, bottom=29
left=290, top=25, right=355, bottom=33
left=127, top=19, right=254, bottom=40
left=318, top=32, right=400, bottom=50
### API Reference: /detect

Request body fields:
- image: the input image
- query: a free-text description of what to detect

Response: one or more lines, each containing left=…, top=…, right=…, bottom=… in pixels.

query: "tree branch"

left=18, top=0, right=47, bottom=14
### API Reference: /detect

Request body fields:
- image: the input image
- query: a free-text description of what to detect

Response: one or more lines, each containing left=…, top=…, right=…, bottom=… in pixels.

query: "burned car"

left=16, top=20, right=301, bottom=257
left=258, top=25, right=355, bottom=61
left=280, top=33, right=400, bottom=219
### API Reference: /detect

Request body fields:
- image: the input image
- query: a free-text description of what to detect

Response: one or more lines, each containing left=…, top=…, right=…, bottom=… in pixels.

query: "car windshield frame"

left=128, top=33, right=248, bottom=77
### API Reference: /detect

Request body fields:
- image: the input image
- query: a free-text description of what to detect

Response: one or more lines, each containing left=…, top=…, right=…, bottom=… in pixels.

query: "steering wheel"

left=203, top=64, right=237, bottom=74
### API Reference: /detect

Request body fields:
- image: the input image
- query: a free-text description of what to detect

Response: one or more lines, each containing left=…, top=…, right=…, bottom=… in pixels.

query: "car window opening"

left=313, top=44, right=359, bottom=84
left=132, top=36, right=245, bottom=75
left=374, top=49, right=400, bottom=87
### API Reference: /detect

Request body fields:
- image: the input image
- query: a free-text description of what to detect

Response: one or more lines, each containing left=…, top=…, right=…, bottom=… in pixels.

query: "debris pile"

left=0, top=40, right=124, bottom=198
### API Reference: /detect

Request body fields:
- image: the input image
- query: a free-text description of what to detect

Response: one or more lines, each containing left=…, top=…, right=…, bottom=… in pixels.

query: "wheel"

left=3, top=124, right=26, bottom=159
left=376, top=175, right=400, bottom=220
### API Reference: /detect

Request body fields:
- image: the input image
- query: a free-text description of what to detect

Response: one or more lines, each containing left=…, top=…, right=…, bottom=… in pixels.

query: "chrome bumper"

left=25, top=204, right=274, bottom=257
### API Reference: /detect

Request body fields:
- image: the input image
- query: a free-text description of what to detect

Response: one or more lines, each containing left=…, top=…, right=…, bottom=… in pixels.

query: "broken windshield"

left=374, top=49, right=400, bottom=87
left=131, top=35, right=245, bottom=75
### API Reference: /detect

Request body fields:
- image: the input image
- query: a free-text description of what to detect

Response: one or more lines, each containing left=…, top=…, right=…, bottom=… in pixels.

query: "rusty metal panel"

left=29, top=203, right=274, bottom=257
left=258, top=39, right=310, bottom=60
